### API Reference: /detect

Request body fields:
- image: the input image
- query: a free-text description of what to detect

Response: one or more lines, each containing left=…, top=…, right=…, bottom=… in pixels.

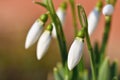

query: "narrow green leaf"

left=94, top=42, right=100, bottom=77
left=98, top=57, right=110, bottom=80
left=72, top=67, right=79, bottom=80
left=77, top=57, right=85, bottom=72
left=54, top=67, right=64, bottom=80
left=83, top=70, right=89, bottom=80
left=56, top=63, right=65, bottom=78
left=100, top=16, right=111, bottom=64
left=110, top=61, right=118, bottom=80
left=79, top=70, right=89, bottom=80
left=112, top=77, right=118, bottom=80
left=94, top=42, right=100, bottom=64
left=56, top=63, right=71, bottom=80
left=33, top=1, right=47, bottom=9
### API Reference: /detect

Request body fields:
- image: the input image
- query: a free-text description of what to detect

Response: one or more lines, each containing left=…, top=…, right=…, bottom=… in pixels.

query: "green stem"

left=72, top=67, right=78, bottom=80
left=85, top=28, right=96, bottom=80
left=110, top=61, right=118, bottom=80
left=46, top=0, right=67, bottom=66
left=100, top=0, right=117, bottom=65
left=77, top=5, right=96, bottom=80
left=69, top=0, right=78, bottom=36
left=69, top=0, right=79, bottom=79
left=100, top=16, right=111, bottom=64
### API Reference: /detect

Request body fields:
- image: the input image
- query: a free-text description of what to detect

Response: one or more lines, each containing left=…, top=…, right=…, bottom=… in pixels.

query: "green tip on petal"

left=106, top=0, right=111, bottom=4
left=96, top=0, right=103, bottom=11
left=46, top=23, right=53, bottom=31
left=111, top=0, right=117, bottom=6
left=77, top=28, right=85, bottom=39
left=60, top=2, right=67, bottom=10
left=40, top=14, right=48, bottom=23
left=106, top=0, right=117, bottom=6
left=105, top=16, right=111, bottom=22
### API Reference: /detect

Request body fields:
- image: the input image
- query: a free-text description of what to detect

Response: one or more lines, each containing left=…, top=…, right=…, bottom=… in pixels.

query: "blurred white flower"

left=25, top=20, right=44, bottom=49
left=37, top=30, right=52, bottom=60
left=88, top=8, right=100, bottom=35
left=67, top=38, right=84, bottom=70
left=57, top=8, right=66, bottom=24
left=52, top=23, right=56, bottom=38
left=102, top=4, right=114, bottom=16
left=52, top=8, right=66, bottom=38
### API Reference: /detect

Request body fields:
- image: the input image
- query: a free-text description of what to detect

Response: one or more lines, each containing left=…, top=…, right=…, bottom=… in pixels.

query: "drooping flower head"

left=102, top=4, right=114, bottom=16
left=25, top=14, right=48, bottom=49
left=52, top=2, right=67, bottom=38
left=68, top=28, right=85, bottom=70
left=88, top=1, right=103, bottom=35
left=37, top=23, right=53, bottom=60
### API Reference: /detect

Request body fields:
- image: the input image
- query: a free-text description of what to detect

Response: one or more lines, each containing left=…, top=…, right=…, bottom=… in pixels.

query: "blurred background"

left=0, top=0, right=120, bottom=80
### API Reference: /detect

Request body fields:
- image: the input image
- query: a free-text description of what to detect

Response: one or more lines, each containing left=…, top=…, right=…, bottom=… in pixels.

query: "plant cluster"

left=25, top=0, right=118, bottom=80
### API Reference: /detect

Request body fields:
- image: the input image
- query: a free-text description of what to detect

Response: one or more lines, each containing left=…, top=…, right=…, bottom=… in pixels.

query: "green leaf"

left=98, top=57, right=110, bottom=80
left=83, top=70, right=89, bottom=80
left=94, top=42, right=100, bottom=64
left=100, top=16, right=111, bottom=64
left=94, top=42, right=100, bottom=77
left=77, top=57, right=85, bottom=72
left=112, top=77, right=118, bottom=80
left=110, top=61, right=118, bottom=80
left=79, top=70, right=89, bottom=80
left=33, top=1, right=47, bottom=9
left=72, top=67, right=79, bottom=80
left=56, top=63, right=71, bottom=80
left=54, top=67, right=64, bottom=80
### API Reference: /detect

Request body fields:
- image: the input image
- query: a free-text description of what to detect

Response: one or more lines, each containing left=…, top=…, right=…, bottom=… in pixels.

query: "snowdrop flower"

left=102, top=4, right=114, bottom=16
left=67, top=29, right=85, bottom=70
left=68, top=37, right=84, bottom=70
left=52, top=2, right=67, bottom=38
left=37, top=24, right=53, bottom=60
left=56, top=7, right=66, bottom=24
left=88, top=8, right=100, bottom=35
left=25, top=14, right=48, bottom=49
left=88, top=1, right=102, bottom=35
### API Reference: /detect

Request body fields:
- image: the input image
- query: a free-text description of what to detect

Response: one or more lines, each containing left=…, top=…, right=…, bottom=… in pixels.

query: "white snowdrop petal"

left=102, top=4, right=114, bottom=16
left=56, top=8, right=66, bottom=24
left=25, top=20, right=44, bottom=49
left=52, top=8, right=66, bottom=38
left=88, top=8, right=100, bottom=35
left=37, top=31, right=52, bottom=60
left=68, top=38, right=84, bottom=70
left=52, top=23, right=56, bottom=38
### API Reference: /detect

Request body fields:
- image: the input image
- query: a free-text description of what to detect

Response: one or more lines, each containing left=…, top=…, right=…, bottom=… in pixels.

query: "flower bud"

left=67, top=38, right=84, bottom=70
left=88, top=8, right=100, bottom=35
left=88, top=1, right=103, bottom=35
left=25, top=14, right=48, bottom=49
left=67, top=28, right=85, bottom=70
left=102, top=4, right=114, bottom=16
left=52, top=2, right=67, bottom=38
left=36, top=24, right=53, bottom=60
